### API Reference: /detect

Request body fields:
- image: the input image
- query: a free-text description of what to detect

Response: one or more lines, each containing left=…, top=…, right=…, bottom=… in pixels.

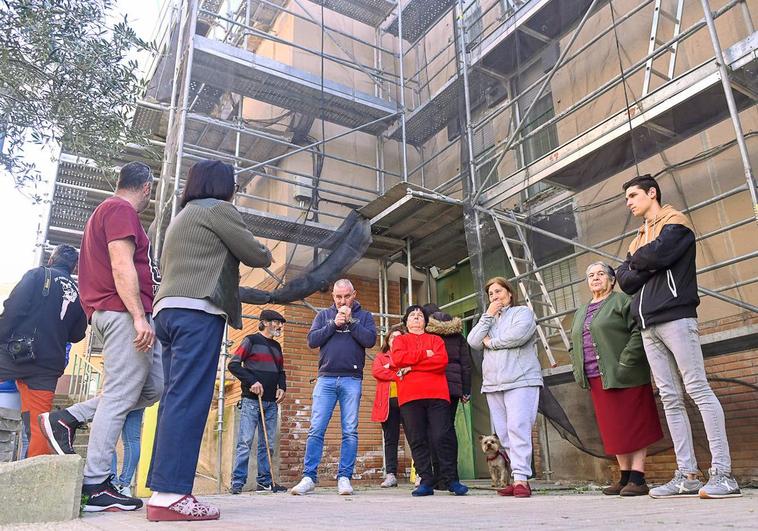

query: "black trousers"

left=381, top=397, right=403, bottom=474
left=431, top=396, right=460, bottom=485
left=400, top=398, right=458, bottom=488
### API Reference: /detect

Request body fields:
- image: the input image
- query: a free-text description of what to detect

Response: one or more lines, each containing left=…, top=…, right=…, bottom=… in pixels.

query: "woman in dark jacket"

left=426, top=311, right=472, bottom=489
left=569, top=261, right=662, bottom=497
left=145, top=160, right=272, bottom=521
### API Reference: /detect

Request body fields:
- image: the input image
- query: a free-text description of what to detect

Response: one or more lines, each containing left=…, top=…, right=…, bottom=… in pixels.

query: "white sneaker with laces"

left=290, top=476, right=315, bottom=496
left=380, top=473, right=397, bottom=488
left=337, top=476, right=353, bottom=495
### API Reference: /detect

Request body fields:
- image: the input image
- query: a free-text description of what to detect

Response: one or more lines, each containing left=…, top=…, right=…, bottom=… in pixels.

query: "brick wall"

left=225, top=270, right=410, bottom=486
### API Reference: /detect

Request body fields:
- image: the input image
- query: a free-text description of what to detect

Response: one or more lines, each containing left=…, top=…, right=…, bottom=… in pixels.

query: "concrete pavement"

left=4, top=485, right=756, bottom=530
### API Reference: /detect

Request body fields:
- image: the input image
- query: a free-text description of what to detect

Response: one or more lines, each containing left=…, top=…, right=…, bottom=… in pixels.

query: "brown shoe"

left=602, top=482, right=625, bottom=496
left=620, top=482, right=649, bottom=497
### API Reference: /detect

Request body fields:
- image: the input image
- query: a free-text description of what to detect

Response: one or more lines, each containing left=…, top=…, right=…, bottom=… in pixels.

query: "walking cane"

left=257, top=393, right=281, bottom=490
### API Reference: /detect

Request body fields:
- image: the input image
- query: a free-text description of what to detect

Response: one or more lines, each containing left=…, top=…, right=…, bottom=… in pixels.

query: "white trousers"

left=486, top=386, right=540, bottom=481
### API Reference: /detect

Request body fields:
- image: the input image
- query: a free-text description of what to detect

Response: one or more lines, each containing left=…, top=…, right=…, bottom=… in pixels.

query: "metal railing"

left=67, top=344, right=103, bottom=404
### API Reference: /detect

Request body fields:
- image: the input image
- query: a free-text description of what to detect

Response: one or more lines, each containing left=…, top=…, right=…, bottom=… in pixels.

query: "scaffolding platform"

left=48, top=164, right=156, bottom=250
left=469, top=0, right=603, bottom=73
left=391, top=0, right=604, bottom=146
left=132, top=103, right=294, bottom=180
left=385, top=0, right=455, bottom=43
left=361, top=182, right=467, bottom=268
left=308, top=0, right=395, bottom=28
left=388, top=67, right=498, bottom=146
left=48, top=158, right=341, bottom=250
left=237, top=206, right=338, bottom=247
left=480, top=32, right=758, bottom=207
left=190, top=35, right=397, bottom=135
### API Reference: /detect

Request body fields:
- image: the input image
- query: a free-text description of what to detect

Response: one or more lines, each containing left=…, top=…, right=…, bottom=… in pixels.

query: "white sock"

left=149, top=492, right=185, bottom=507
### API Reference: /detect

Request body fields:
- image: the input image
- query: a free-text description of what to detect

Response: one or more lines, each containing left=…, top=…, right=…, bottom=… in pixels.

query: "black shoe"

left=256, top=482, right=287, bottom=493
left=38, top=410, right=80, bottom=455
left=82, top=477, right=143, bottom=512
left=230, top=484, right=243, bottom=495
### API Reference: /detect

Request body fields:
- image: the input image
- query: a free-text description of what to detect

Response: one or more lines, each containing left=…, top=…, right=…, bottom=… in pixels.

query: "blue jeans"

left=231, top=397, right=278, bottom=488
left=146, top=309, right=225, bottom=494
left=111, top=408, right=145, bottom=487
left=303, top=376, right=362, bottom=482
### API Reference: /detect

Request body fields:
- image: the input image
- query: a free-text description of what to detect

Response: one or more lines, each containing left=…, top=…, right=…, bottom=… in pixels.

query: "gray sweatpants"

left=68, top=311, right=164, bottom=485
left=486, top=386, right=540, bottom=481
left=642, top=317, right=731, bottom=474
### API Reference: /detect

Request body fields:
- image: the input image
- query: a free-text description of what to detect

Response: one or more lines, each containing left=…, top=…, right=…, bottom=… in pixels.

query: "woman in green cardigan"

left=570, top=262, right=662, bottom=497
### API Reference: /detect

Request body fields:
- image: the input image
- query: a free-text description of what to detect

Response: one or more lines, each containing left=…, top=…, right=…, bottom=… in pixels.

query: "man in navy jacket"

left=290, top=279, right=376, bottom=496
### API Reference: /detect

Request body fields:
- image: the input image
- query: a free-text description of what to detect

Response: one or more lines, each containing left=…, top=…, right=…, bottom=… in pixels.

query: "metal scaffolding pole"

left=698, top=0, right=758, bottom=223
left=406, top=239, right=413, bottom=306
left=455, top=0, right=480, bottom=195
left=397, top=0, right=409, bottom=182
left=154, top=1, right=187, bottom=258
left=170, top=0, right=198, bottom=220
left=216, top=327, right=229, bottom=494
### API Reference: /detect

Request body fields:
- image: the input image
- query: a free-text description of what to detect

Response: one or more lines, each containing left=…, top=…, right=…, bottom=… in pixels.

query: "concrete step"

left=52, top=394, right=75, bottom=410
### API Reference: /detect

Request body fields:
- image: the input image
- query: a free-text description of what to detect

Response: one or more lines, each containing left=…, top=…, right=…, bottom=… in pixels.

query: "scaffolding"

left=43, top=0, right=757, bottom=486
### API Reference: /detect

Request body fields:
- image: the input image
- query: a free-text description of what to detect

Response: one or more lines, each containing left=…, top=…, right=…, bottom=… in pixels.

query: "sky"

left=0, top=0, right=165, bottom=285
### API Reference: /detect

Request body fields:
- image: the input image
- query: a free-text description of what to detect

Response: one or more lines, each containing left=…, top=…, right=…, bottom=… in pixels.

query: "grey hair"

left=333, top=279, right=355, bottom=292
left=586, top=261, right=616, bottom=280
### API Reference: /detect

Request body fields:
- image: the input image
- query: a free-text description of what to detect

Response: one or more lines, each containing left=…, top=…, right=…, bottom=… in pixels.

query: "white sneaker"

left=290, top=476, right=315, bottom=496
left=337, top=476, right=353, bottom=495
left=380, top=473, right=397, bottom=488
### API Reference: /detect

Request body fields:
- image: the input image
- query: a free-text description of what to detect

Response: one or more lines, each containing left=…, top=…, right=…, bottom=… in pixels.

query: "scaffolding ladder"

left=642, top=0, right=686, bottom=96
left=489, top=210, right=571, bottom=368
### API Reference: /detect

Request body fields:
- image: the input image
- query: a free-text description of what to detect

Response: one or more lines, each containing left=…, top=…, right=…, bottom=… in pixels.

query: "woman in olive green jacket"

left=570, top=262, right=662, bottom=497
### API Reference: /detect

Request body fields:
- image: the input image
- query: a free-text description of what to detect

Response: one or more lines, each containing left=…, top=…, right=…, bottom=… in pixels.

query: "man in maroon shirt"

left=40, top=161, right=164, bottom=513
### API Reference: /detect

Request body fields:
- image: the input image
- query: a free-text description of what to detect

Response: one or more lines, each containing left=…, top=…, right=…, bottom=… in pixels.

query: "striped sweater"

left=155, top=198, right=272, bottom=329
left=229, top=332, right=286, bottom=402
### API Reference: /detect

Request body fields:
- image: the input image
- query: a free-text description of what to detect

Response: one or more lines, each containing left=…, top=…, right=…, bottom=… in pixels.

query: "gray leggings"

left=642, top=318, right=731, bottom=474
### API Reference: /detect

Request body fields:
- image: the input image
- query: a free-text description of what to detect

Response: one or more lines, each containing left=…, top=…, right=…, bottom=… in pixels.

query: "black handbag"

left=3, top=267, right=52, bottom=364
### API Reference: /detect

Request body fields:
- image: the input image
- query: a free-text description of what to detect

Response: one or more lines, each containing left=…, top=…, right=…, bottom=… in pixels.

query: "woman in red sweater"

left=390, top=305, right=468, bottom=496
left=371, top=323, right=406, bottom=488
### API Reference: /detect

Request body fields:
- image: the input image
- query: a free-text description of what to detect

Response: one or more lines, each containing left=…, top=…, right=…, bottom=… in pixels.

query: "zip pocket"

left=666, top=269, right=678, bottom=298
left=638, top=284, right=646, bottom=329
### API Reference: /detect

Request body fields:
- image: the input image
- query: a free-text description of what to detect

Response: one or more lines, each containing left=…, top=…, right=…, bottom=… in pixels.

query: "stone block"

left=0, top=454, right=84, bottom=525
left=0, top=409, right=22, bottom=432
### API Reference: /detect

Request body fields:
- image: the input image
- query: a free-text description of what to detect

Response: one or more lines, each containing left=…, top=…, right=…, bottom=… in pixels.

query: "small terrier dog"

left=479, top=434, right=511, bottom=488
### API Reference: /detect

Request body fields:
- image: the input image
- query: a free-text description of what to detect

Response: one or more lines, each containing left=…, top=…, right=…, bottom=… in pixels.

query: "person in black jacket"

left=426, top=310, right=472, bottom=489
left=228, top=309, right=287, bottom=494
left=616, top=174, right=739, bottom=500
left=0, top=245, right=87, bottom=457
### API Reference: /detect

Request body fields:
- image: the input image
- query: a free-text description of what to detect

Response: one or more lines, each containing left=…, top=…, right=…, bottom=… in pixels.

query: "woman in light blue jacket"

left=468, top=277, right=543, bottom=498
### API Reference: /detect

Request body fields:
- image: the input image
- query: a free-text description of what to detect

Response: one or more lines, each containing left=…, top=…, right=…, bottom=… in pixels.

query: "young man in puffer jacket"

left=616, top=174, right=740, bottom=500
